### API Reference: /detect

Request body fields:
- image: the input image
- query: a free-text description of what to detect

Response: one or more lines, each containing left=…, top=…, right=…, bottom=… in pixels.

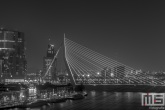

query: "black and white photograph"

left=0, top=1, right=164, bottom=110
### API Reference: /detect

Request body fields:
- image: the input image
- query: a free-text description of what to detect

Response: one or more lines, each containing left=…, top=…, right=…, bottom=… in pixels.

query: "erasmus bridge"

left=42, top=36, right=164, bottom=86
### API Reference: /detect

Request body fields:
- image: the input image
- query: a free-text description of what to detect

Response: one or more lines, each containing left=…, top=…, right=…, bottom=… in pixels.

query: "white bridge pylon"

left=43, top=36, right=163, bottom=86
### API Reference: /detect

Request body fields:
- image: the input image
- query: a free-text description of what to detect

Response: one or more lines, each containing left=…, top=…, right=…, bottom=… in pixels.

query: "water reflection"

left=103, top=91, right=107, bottom=96
left=126, top=92, right=132, bottom=102
left=6, top=91, right=147, bottom=110
left=59, top=103, right=64, bottom=107
left=91, top=91, right=96, bottom=97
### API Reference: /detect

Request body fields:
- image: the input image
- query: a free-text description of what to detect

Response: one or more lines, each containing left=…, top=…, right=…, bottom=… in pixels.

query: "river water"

left=10, top=91, right=152, bottom=110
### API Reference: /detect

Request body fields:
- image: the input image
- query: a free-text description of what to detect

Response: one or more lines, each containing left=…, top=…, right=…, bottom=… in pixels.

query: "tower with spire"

left=43, top=39, right=57, bottom=82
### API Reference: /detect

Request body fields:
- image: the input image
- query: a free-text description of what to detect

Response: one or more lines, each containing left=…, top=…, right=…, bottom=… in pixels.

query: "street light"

left=110, top=73, right=114, bottom=77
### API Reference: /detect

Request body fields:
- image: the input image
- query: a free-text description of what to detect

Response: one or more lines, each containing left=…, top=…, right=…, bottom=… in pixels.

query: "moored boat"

left=72, top=94, right=84, bottom=100
left=18, top=99, right=48, bottom=108
left=83, top=91, right=88, bottom=96
left=67, top=93, right=84, bottom=100
left=48, top=98, right=67, bottom=103
left=66, top=95, right=74, bottom=100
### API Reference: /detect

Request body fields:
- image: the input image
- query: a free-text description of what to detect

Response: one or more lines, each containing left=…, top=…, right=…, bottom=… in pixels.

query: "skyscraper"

left=43, top=44, right=57, bottom=82
left=114, top=66, right=125, bottom=79
left=0, top=28, right=27, bottom=82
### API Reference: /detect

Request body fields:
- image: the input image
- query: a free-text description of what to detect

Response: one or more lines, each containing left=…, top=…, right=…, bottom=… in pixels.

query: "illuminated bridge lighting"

left=42, top=37, right=164, bottom=86
left=64, top=38, right=164, bottom=85
left=0, top=40, right=15, bottom=42
left=0, top=48, right=14, bottom=50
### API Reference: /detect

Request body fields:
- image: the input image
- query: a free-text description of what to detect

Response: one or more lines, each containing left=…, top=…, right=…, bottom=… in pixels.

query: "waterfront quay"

left=1, top=83, right=165, bottom=110
left=0, top=83, right=86, bottom=109
left=1, top=90, right=153, bottom=110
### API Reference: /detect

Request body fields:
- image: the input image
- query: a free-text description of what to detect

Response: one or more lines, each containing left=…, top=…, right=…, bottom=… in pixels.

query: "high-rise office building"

left=0, top=28, right=27, bottom=82
left=114, top=66, right=125, bottom=79
left=43, top=44, right=57, bottom=82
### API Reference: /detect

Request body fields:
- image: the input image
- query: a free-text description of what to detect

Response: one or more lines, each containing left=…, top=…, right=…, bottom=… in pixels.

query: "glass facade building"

left=0, top=28, right=27, bottom=82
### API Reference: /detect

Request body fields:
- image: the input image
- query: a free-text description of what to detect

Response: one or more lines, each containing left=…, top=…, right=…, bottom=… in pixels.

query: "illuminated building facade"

left=114, top=66, right=125, bottom=79
left=0, top=28, right=27, bottom=82
left=43, top=44, right=57, bottom=82
left=57, top=70, right=70, bottom=84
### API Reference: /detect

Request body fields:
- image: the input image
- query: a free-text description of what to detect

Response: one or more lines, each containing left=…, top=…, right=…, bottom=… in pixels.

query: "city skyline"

left=0, top=1, right=164, bottom=72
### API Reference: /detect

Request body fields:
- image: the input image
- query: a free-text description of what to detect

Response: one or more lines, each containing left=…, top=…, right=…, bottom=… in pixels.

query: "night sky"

left=0, top=1, right=164, bottom=72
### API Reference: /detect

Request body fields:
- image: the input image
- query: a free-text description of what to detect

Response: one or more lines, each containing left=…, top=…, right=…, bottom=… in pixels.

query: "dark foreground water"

left=8, top=91, right=153, bottom=110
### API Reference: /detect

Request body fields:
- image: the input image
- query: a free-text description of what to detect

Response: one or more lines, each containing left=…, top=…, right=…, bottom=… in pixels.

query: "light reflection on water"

left=91, top=90, right=96, bottom=96
left=59, top=102, right=65, bottom=108
left=9, top=91, right=147, bottom=110
left=103, top=91, right=107, bottom=96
